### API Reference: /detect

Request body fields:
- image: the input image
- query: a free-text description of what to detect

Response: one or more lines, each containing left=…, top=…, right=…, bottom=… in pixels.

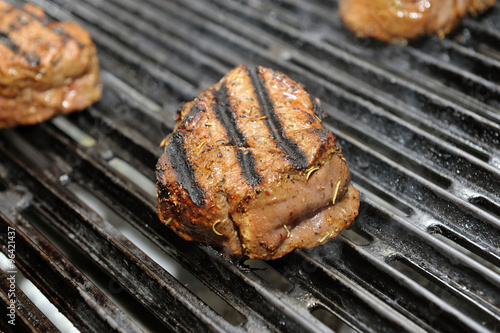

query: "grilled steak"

left=0, top=1, right=101, bottom=128
left=156, top=65, right=360, bottom=260
left=339, top=0, right=496, bottom=43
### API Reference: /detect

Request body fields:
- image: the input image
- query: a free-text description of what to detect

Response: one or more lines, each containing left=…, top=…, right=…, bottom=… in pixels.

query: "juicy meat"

left=156, top=65, right=360, bottom=260
left=0, top=1, right=101, bottom=128
left=339, top=0, right=496, bottom=43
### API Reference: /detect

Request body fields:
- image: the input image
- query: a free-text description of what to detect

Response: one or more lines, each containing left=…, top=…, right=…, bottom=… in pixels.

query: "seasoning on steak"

left=156, top=65, right=359, bottom=260
left=0, top=1, right=101, bottom=128
left=339, top=0, right=497, bottom=43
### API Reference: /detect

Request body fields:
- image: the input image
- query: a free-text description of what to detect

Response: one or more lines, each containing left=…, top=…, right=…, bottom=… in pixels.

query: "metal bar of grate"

left=0, top=209, right=142, bottom=333
left=0, top=268, right=58, bottom=333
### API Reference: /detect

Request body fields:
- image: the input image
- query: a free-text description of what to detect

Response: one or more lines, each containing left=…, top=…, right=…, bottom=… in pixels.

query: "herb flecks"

left=284, top=225, right=290, bottom=238
left=164, top=217, right=173, bottom=226
left=306, top=166, right=320, bottom=181
left=319, top=232, right=330, bottom=243
left=212, top=220, right=223, bottom=236
left=332, top=181, right=341, bottom=204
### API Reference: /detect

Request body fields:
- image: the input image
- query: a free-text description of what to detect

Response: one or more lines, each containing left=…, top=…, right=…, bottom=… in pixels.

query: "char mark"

left=166, top=132, right=205, bottom=206
left=236, top=148, right=261, bottom=186
left=0, top=32, right=40, bottom=66
left=214, top=82, right=247, bottom=147
left=1, top=7, right=13, bottom=14
left=53, top=27, right=73, bottom=39
left=20, top=8, right=45, bottom=23
left=0, top=32, right=19, bottom=53
left=17, top=15, right=29, bottom=25
left=181, top=104, right=203, bottom=126
left=23, top=52, right=40, bottom=67
left=214, top=82, right=261, bottom=186
left=52, top=27, right=86, bottom=48
left=248, top=67, right=308, bottom=170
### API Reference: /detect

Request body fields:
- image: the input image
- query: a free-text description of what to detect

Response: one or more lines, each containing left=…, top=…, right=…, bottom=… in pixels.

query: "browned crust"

left=0, top=3, right=102, bottom=128
left=339, top=0, right=496, bottom=43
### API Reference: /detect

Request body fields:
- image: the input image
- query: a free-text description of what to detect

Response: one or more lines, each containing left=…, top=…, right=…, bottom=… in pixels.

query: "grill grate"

left=1, top=0, right=499, bottom=332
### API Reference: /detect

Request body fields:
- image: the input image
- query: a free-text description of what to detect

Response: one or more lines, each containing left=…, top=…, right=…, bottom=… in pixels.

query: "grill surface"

left=1, top=0, right=499, bottom=332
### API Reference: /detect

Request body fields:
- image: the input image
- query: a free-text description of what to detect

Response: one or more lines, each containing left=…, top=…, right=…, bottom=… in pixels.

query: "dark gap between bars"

left=0, top=179, right=9, bottom=191
left=341, top=228, right=373, bottom=246
left=64, top=182, right=246, bottom=326
left=243, top=259, right=294, bottom=293
left=428, top=224, right=500, bottom=274
left=0, top=129, right=53, bottom=170
left=350, top=178, right=413, bottom=218
left=310, top=305, right=357, bottom=333
left=469, top=196, right=500, bottom=220
left=387, top=257, right=498, bottom=331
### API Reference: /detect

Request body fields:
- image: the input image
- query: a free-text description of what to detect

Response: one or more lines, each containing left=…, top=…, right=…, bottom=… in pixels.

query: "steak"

left=339, top=0, right=496, bottom=43
left=156, top=65, right=360, bottom=260
left=0, top=1, right=101, bottom=128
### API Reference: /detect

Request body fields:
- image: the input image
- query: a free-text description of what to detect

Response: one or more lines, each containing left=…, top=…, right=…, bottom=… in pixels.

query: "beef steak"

left=339, top=0, right=496, bottom=43
left=156, top=65, right=360, bottom=260
left=0, top=1, right=101, bottom=128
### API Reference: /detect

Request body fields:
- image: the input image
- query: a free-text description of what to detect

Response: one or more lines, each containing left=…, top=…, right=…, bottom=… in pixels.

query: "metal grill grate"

left=1, top=0, right=499, bottom=332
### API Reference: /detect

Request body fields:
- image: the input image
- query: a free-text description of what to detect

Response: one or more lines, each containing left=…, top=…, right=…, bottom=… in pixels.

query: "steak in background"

left=0, top=1, right=101, bottom=128
left=339, top=0, right=496, bottom=43
left=156, top=65, right=360, bottom=260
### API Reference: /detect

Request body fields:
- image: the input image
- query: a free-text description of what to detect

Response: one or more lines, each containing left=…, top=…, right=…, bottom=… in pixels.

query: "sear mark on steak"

left=0, top=1, right=101, bottom=128
left=165, top=130, right=206, bottom=207
left=214, top=81, right=262, bottom=186
left=339, top=0, right=497, bottom=43
left=156, top=65, right=360, bottom=260
left=248, top=66, right=309, bottom=170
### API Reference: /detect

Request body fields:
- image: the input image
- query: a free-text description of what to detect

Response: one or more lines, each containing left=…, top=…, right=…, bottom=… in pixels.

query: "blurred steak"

left=0, top=1, right=101, bottom=128
left=339, top=0, right=496, bottom=43
left=156, top=65, right=360, bottom=260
